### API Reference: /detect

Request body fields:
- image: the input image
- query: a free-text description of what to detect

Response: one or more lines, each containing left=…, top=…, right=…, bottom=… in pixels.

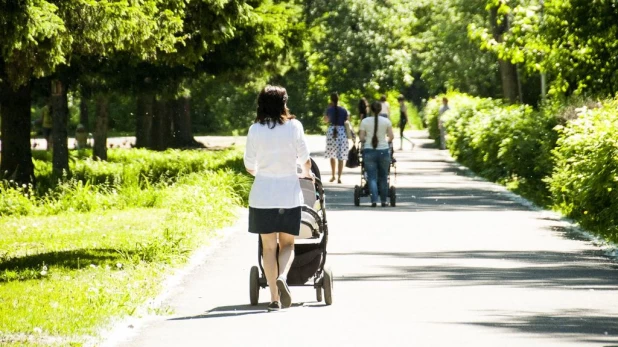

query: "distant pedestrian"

left=359, top=101, right=394, bottom=207
left=358, top=98, right=369, bottom=121
left=397, top=95, right=407, bottom=150
left=244, top=85, right=312, bottom=312
left=41, top=104, right=52, bottom=150
left=379, top=94, right=391, bottom=120
left=438, top=97, right=450, bottom=150
left=324, top=92, right=350, bottom=184
left=75, top=124, right=88, bottom=149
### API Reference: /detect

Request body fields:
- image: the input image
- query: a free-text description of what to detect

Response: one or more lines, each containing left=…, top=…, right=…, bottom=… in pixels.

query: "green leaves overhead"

left=470, top=0, right=618, bottom=97
left=305, top=0, right=420, bottom=96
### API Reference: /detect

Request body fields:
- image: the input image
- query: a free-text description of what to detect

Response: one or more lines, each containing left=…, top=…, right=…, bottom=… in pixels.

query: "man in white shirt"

left=438, top=97, right=450, bottom=150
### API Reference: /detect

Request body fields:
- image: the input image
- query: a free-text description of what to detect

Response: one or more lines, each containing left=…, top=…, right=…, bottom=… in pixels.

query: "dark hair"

left=256, top=85, right=292, bottom=129
left=358, top=98, right=369, bottom=119
left=330, top=92, right=340, bottom=139
left=380, top=94, right=387, bottom=102
left=370, top=101, right=382, bottom=149
left=397, top=94, right=404, bottom=102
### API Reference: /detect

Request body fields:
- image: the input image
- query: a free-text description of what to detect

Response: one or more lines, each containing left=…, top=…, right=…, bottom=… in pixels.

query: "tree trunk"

left=150, top=98, right=173, bottom=151
left=0, top=80, right=35, bottom=185
left=79, top=92, right=89, bottom=131
left=135, top=91, right=154, bottom=148
left=490, top=3, right=520, bottom=104
left=172, top=96, right=203, bottom=148
left=93, top=95, right=109, bottom=161
left=499, top=60, right=520, bottom=103
left=51, top=79, right=69, bottom=176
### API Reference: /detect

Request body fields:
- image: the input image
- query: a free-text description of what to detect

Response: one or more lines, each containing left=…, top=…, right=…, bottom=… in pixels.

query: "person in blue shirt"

left=323, top=92, right=351, bottom=183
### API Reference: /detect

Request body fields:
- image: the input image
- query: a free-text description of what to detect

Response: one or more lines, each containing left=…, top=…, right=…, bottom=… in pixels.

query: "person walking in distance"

left=324, top=92, right=350, bottom=184
left=397, top=95, right=413, bottom=150
left=438, top=97, right=450, bottom=150
left=358, top=98, right=369, bottom=121
left=244, top=85, right=312, bottom=311
left=41, top=103, right=52, bottom=150
left=379, top=94, right=391, bottom=120
left=359, top=101, right=395, bottom=207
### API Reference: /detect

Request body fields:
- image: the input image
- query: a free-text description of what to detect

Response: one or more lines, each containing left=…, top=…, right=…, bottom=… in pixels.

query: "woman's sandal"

left=267, top=301, right=281, bottom=312
left=276, top=278, right=292, bottom=308
left=329, top=177, right=336, bottom=182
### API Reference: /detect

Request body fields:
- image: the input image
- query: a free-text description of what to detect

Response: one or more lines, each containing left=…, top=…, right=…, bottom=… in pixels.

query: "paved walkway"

left=112, top=131, right=618, bottom=347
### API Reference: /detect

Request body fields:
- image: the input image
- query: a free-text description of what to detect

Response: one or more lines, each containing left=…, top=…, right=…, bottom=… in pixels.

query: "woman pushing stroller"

left=359, top=101, right=395, bottom=207
left=244, top=85, right=313, bottom=311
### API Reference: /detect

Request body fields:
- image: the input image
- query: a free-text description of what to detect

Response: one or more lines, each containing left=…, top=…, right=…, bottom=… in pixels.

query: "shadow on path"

left=331, top=250, right=618, bottom=290
left=459, top=309, right=618, bottom=343
left=168, top=304, right=269, bottom=320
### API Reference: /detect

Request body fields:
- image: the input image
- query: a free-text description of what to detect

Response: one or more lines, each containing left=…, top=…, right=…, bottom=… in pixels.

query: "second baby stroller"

left=353, top=143, right=396, bottom=207
left=249, top=158, right=334, bottom=305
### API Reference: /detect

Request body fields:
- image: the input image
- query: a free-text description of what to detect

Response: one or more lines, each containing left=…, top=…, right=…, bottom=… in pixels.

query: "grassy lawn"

left=0, top=148, right=250, bottom=346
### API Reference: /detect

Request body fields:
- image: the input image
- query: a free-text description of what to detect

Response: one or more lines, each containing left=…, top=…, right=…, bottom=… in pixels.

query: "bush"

left=431, top=93, right=556, bottom=204
left=1, top=148, right=250, bottom=217
left=427, top=92, right=618, bottom=242
left=548, top=99, right=618, bottom=241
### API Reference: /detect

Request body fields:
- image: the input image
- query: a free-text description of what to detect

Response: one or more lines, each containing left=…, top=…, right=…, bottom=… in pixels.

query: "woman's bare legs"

left=276, top=232, right=295, bottom=308
left=277, top=232, right=295, bottom=277
left=260, top=232, right=296, bottom=304
left=329, top=158, right=336, bottom=182
left=337, top=159, right=344, bottom=183
left=260, top=233, right=279, bottom=302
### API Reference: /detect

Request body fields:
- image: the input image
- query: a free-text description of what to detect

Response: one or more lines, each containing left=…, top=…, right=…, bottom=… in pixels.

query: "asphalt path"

left=109, top=131, right=618, bottom=347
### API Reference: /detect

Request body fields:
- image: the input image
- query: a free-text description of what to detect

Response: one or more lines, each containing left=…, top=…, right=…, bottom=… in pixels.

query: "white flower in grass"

left=116, top=263, right=123, bottom=269
left=90, top=264, right=97, bottom=268
left=33, top=327, right=43, bottom=334
left=40, top=270, right=48, bottom=276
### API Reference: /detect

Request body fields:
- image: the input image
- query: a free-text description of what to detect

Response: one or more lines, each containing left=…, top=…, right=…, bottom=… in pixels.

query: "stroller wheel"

left=354, top=185, right=361, bottom=206
left=316, top=287, right=323, bottom=302
left=323, top=268, right=333, bottom=305
left=249, top=266, right=259, bottom=306
left=389, top=186, right=396, bottom=207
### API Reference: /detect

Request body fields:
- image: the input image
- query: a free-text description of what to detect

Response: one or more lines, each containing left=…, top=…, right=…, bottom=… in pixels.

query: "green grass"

left=0, top=148, right=251, bottom=346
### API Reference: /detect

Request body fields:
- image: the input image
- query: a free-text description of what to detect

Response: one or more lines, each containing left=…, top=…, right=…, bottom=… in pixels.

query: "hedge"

left=423, top=93, right=618, bottom=242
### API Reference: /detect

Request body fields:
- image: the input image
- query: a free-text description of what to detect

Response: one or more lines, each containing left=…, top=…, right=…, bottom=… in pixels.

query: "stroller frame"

left=353, top=144, right=397, bottom=207
left=249, top=160, right=333, bottom=306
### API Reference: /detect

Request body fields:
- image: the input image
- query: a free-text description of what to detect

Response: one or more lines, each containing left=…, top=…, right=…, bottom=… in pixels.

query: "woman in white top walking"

left=244, top=85, right=312, bottom=311
left=359, top=101, right=394, bottom=207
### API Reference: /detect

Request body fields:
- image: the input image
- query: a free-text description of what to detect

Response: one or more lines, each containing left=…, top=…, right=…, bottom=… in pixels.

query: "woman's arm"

left=244, top=126, right=257, bottom=176
left=358, top=120, right=366, bottom=143
left=359, top=129, right=366, bottom=143
left=386, top=124, right=395, bottom=144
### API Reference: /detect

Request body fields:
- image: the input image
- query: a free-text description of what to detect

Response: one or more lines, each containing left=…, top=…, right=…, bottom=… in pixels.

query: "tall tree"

left=0, top=1, right=69, bottom=184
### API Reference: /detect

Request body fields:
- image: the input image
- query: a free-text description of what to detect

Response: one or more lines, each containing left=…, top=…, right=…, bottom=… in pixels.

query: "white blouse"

left=244, top=119, right=311, bottom=208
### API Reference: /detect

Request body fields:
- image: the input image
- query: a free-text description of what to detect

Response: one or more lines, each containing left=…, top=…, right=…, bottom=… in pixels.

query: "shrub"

left=434, top=93, right=557, bottom=204
left=548, top=99, right=618, bottom=241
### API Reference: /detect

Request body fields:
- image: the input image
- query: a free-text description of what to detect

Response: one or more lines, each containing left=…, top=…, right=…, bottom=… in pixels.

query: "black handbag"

left=346, top=144, right=360, bottom=168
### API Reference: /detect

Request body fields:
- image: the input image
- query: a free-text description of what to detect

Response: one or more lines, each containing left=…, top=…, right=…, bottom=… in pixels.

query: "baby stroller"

left=249, top=159, right=334, bottom=305
left=353, top=144, right=396, bottom=206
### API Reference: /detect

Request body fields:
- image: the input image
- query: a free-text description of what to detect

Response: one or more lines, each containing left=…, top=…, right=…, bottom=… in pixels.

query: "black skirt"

left=248, top=207, right=301, bottom=236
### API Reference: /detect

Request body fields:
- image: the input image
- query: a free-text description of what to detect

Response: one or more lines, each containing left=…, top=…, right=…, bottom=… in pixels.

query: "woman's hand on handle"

left=300, top=159, right=314, bottom=183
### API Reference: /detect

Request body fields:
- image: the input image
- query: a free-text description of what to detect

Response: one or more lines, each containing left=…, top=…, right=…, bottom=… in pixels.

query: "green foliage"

left=427, top=92, right=618, bottom=241
left=1, top=148, right=247, bottom=217
left=430, top=92, right=557, bottom=204
left=0, top=147, right=251, bottom=341
left=548, top=99, right=618, bottom=241
left=469, top=0, right=618, bottom=98
left=412, top=0, right=501, bottom=97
